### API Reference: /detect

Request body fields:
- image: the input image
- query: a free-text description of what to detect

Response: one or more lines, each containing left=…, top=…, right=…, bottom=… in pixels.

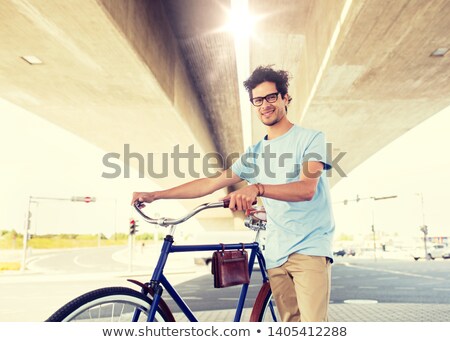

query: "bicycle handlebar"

left=133, top=198, right=256, bottom=227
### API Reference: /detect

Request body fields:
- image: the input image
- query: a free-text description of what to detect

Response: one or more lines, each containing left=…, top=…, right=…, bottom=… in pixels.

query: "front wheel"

left=46, top=287, right=173, bottom=322
left=249, top=282, right=281, bottom=322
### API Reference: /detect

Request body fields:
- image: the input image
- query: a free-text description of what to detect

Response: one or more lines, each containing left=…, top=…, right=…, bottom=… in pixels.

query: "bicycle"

left=46, top=199, right=280, bottom=322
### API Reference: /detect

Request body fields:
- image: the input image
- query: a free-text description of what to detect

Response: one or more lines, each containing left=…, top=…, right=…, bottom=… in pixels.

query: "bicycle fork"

left=145, top=233, right=175, bottom=322
left=127, top=233, right=176, bottom=322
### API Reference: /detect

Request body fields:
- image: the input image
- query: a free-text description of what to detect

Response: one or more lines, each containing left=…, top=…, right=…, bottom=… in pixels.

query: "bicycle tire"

left=46, top=287, right=174, bottom=322
left=249, top=282, right=280, bottom=322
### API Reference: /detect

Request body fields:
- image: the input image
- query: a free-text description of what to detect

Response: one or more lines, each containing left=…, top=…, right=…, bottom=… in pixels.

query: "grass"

left=0, top=231, right=166, bottom=250
left=0, top=262, right=21, bottom=271
left=0, top=234, right=128, bottom=250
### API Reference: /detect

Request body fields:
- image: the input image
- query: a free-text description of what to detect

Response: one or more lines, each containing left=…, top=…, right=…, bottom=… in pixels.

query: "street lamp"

left=337, top=194, right=397, bottom=261
left=416, top=193, right=429, bottom=259
left=21, top=195, right=96, bottom=272
left=370, top=195, right=398, bottom=261
left=420, top=224, right=429, bottom=259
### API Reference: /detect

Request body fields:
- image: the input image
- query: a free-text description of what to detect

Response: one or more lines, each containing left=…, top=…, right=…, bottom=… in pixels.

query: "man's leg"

left=267, top=265, right=300, bottom=322
left=286, top=254, right=331, bottom=322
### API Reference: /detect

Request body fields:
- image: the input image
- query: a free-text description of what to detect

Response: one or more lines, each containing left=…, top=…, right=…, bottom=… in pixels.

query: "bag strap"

left=218, top=243, right=246, bottom=255
left=240, top=243, right=246, bottom=254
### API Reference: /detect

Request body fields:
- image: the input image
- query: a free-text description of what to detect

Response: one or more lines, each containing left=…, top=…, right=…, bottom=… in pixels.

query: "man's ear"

left=283, top=93, right=290, bottom=114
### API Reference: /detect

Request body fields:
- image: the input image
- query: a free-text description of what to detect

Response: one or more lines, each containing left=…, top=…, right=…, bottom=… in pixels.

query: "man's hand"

left=131, top=192, right=159, bottom=208
left=223, top=184, right=259, bottom=211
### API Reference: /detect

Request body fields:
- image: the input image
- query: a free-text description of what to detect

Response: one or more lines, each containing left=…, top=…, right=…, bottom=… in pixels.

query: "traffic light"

left=420, top=225, right=428, bottom=235
left=129, top=219, right=138, bottom=235
left=129, top=219, right=135, bottom=235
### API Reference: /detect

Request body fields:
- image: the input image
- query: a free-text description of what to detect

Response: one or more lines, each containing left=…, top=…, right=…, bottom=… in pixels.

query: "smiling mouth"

left=261, top=109, right=275, bottom=117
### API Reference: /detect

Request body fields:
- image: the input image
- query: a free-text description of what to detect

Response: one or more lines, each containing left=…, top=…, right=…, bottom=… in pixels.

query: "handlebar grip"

left=223, top=198, right=257, bottom=208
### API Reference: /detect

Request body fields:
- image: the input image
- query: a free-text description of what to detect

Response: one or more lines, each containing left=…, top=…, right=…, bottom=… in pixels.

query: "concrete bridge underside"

left=1, top=0, right=449, bottom=228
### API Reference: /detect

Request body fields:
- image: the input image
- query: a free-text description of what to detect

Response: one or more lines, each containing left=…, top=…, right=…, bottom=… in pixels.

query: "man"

left=131, top=65, right=334, bottom=322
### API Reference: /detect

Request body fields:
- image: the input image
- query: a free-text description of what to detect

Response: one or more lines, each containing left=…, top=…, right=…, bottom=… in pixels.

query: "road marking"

left=433, top=288, right=450, bottom=291
left=358, top=286, right=378, bottom=289
left=343, top=299, right=378, bottom=304
left=395, top=287, right=415, bottom=290
left=181, top=296, right=203, bottom=300
left=376, top=277, right=399, bottom=281
left=249, top=283, right=261, bottom=288
left=342, top=262, right=445, bottom=281
left=26, top=254, right=53, bottom=270
left=73, top=255, right=96, bottom=268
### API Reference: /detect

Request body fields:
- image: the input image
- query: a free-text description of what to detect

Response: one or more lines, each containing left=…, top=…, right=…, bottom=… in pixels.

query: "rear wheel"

left=250, top=282, right=280, bottom=322
left=46, top=287, right=173, bottom=322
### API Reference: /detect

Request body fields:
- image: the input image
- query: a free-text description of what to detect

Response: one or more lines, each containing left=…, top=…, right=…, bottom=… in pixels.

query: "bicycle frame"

left=134, top=232, right=269, bottom=322
left=44, top=201, right=275, bottom=323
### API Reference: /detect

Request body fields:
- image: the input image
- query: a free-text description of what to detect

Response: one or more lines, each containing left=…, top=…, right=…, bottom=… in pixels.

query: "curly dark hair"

left=243, top=65, right=292, bottom=105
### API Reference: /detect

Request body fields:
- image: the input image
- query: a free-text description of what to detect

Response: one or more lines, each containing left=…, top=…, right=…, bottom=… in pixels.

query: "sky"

left=330, top=105, right=450, bottom=243
left=1, top=97, right=449, bottom=244
left=0, top=98, right=201, bottom=238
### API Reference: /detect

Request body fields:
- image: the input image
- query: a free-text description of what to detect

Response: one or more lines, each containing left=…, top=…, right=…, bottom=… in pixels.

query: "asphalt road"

left=1, top=247, right=450, bottom=321
left=24, top=245, right=148, bottom=274
left=161, top=257, right=450, bottom=312
left=330, top=257, right=450, bottom=304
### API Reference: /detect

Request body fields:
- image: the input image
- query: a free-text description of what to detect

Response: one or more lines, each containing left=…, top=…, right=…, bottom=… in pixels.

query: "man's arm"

left=225, top=161, right=324, bottom=210
left=131, top=169, right=242, bottom=206
left=260, top=161, right=324, bottom=201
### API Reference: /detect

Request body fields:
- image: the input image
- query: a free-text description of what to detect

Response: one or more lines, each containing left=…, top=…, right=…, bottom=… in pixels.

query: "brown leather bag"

left=211, top=243, right=250, bottom=288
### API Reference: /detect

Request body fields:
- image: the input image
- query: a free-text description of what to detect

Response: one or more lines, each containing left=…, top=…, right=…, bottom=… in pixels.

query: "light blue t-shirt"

left=231, top=124, right=335, bottom=269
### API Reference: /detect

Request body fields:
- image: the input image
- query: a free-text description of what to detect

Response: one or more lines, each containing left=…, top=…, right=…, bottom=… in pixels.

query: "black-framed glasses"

left=250, top=92, right=280, bottom=107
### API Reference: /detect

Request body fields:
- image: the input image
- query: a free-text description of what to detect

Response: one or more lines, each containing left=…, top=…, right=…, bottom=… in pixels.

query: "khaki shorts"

left=267, top=253, right=332, bottom=322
